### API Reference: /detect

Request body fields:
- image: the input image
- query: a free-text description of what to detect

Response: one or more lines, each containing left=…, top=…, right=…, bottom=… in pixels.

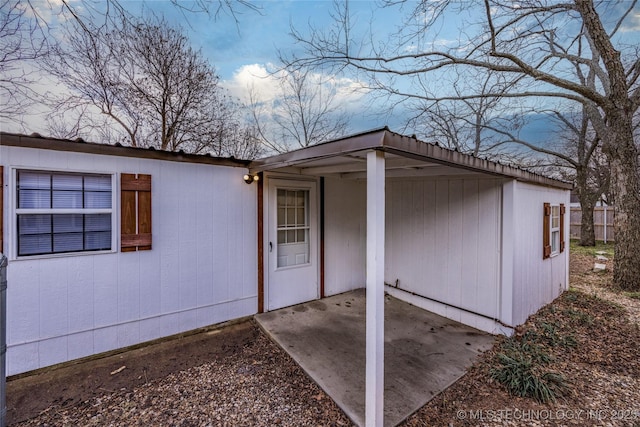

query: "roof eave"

left=380, top=131, right=573, bottom=189
left=0, top=132, right=251, bottom=167
left=249, top=129, right=387, bottom=173
left=250, top=129, right=573, bottom=190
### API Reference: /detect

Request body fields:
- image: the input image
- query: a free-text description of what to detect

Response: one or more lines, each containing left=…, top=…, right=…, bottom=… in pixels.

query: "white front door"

left=266, top=178, right=319, bottom=310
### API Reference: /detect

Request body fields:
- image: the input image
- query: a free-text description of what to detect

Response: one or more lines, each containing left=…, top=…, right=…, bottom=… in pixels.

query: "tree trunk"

left=575, top=167, right=597, bottom=246
left=606, top=116, right=640, bottom=291
left=575, top=0, right=640, bottom=290
left=579, top=199, right=597, bottom=246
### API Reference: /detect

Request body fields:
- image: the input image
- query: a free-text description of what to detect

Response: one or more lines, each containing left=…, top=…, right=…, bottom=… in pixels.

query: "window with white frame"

left=550, top=205, right=560, bottom=256
left=543, top=202, right=565, bottom=259
left=16, top=170, right=113, bottom=256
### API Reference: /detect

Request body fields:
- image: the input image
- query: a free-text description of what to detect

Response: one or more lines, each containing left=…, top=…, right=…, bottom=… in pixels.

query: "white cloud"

left=18, top=0, right=73, bottom=25
left=403, top=44, right=418, bottom=53
left=621, top=12, right=640, bottom=32
left=222, top=63, right=369, bottom=107
left=222, top=63, right=281, bottom=104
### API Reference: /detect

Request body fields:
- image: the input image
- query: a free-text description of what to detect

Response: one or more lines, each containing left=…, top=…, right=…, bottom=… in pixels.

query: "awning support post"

left=365, top=149, right=385, bottom=427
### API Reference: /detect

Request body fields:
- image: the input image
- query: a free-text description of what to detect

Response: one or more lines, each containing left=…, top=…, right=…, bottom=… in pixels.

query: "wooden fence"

left=570, top=206, right=615, bottom=242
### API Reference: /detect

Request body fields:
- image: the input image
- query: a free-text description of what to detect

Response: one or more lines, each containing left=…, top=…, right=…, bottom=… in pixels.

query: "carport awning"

left=249, top=127, right=573, bottom=189
left=251, top=128, right=570, bottom=427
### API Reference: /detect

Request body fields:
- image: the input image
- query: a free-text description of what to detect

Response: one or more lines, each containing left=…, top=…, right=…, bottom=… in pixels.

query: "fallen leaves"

left=401, top=249, right=640, bottom=427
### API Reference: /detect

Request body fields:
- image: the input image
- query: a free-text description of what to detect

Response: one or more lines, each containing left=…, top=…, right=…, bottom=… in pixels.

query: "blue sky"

left=135, top=0, right=407, bottom=131
left=3, top=0, right=639, bottom=146
left=2, top=0, right=402, bottom=135
left=136, top=1, right=395, bottom=80
left=84, top=1, right=640, bottom=137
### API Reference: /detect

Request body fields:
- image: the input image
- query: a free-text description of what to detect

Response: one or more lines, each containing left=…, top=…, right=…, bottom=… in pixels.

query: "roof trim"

left=0, top=133, right=250, bottom=168
left=250, top=129, right=573, bottom=190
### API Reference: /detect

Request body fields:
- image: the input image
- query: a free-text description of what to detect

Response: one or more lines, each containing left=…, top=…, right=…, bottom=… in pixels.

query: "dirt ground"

left=6, top=321, right=261, bottom=424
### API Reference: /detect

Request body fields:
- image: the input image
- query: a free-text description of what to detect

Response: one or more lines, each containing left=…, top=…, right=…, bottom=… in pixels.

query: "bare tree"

left=487, top=106, right=610, bottom=246
left=419, top=82, right=610, bottom=246
left=559, top=113, right=611, bottom=246
left=411, top=69, right=530, bottom=159
left=286, top=0, right=640, bottom=290
left=166, top=0, right=261, bottom=23
left=55, top=0, right=258, bottom=30
left=44, top=14, right=260, bottom=157
left=250, top=68, right=351, bottom=153
left=0, top=0, right=51, bottom=122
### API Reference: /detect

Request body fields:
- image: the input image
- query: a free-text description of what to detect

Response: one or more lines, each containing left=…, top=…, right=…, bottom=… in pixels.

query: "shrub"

left=490, top=352, right=567, bottom=403
left=502, top=333, right=553, bottom=364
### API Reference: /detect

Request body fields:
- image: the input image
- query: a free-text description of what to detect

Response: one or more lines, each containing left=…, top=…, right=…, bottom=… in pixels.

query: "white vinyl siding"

left=511, top=182, right=568, bottom=326
left=323, top=178, right=366, bottom=295
left=16, top=170, right=112, bottom=256
left=323, top=176, right=502, bottom=324
left=385, top=178, right=501, bottom=320
left=2, top=144, right=257, bottom=376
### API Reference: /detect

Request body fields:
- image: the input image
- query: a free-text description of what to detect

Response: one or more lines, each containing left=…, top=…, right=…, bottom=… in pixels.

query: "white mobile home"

left=0, top=133, right=257, bottom=375
left=0, top=129, right=571, bottom=377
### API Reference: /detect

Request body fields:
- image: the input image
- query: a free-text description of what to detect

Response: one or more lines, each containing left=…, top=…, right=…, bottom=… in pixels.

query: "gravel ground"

left=10, top=245, right=640, bottom=427
left=12, top=326, right=353, bottom=427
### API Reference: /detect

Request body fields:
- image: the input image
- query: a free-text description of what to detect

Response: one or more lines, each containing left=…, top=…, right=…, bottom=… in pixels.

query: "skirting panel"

left=7, top=296, right=257, bottom=376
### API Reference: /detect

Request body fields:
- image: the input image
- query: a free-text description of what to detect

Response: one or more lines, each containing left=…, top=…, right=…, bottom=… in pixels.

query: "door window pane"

left=276, top=188, right=310, bottom=267
left=287, top=208, right=295, bottom=225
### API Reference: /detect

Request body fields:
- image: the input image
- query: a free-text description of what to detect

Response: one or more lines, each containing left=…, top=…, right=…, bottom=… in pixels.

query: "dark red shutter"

left=543, top=203, right=551, bottom=259
left=560, top=203, right=566, bottom=253
left=121, top=173, right=152, bottom=252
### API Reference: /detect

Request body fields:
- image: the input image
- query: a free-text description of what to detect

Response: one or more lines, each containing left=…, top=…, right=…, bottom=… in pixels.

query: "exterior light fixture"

left=243, top=174, right=259, bottom=184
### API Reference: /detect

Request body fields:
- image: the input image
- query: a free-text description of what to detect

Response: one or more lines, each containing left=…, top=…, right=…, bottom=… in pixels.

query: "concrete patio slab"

left=255, top=289, right=495, bottom=427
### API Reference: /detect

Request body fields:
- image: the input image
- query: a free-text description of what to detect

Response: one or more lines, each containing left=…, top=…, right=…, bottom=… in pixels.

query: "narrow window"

left=550, top=205, right=560, bottom=256
left=16, top=170, right=112, bottom=256
left=543, top=202, right=565, bottom=260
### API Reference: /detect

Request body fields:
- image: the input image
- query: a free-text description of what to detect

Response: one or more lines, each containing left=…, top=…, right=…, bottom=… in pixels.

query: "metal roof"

left=250, top=128, right=573, bottom=189
left=0, top=132, right=250, bottom=168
